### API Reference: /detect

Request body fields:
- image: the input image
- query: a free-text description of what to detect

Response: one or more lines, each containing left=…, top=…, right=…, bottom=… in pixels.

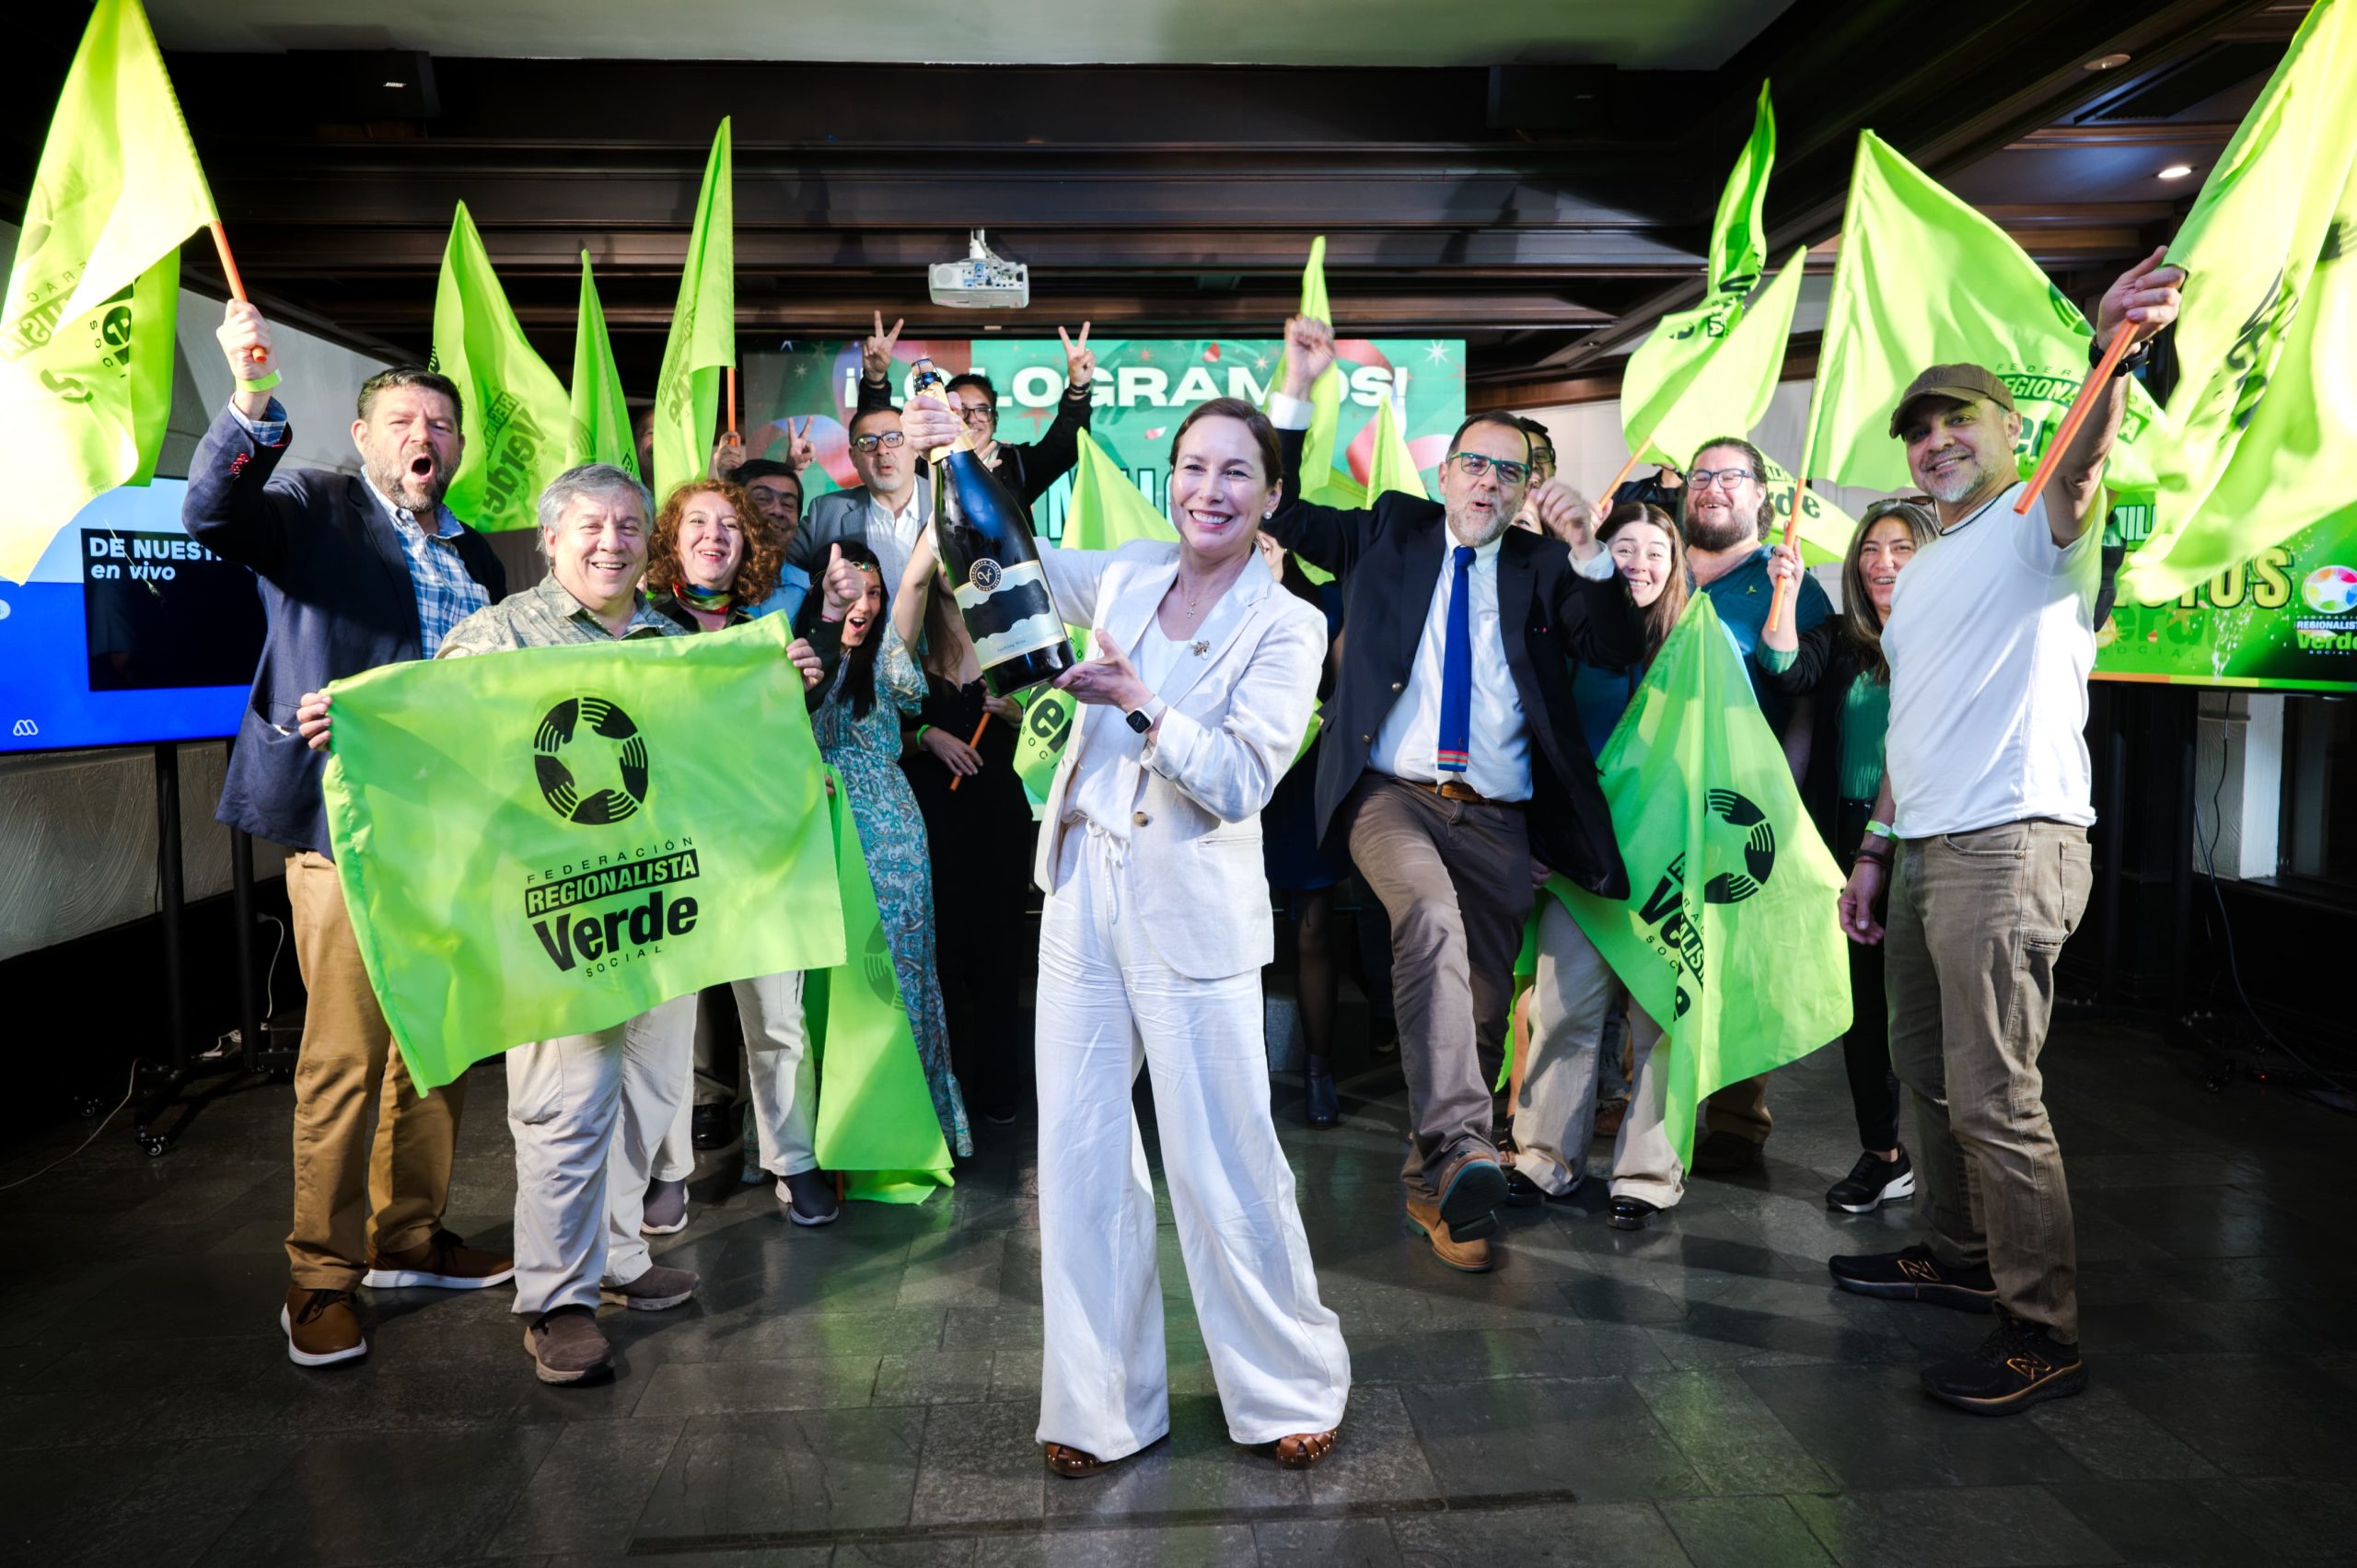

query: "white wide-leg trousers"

left=507, top=993, right=694, bottom=1317
left=651, top=972, right=821, bottom=1182
left=1035, top=829, right=1351, bottom=1459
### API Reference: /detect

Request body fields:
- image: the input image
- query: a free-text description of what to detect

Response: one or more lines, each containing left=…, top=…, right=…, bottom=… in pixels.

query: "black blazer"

left=853, top=375, right=1093, bottom=506
left=1265, top=428, right=1645, bottom=897
left=184, top=403, right=505, bottom=857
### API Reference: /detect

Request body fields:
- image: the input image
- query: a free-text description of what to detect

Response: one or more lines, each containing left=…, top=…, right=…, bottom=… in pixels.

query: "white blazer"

left=1031, top=540, right=1329, bottom=981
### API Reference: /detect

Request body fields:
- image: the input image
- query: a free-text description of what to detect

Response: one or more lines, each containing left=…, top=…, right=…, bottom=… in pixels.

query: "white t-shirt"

left=1882, top=483, right=2101, bottom=839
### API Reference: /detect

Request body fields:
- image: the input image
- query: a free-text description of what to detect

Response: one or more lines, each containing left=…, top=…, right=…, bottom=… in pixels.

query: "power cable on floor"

left=0, top=1060, right=146, bottom=1192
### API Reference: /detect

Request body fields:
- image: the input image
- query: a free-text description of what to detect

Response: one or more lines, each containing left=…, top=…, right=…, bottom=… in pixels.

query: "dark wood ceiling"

left=2, top=0, right=2306, bottom=408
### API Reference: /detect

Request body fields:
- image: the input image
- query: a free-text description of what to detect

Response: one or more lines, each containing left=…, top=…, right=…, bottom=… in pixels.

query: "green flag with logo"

left=1638, top=246, right=1806, bottom=474
left=1621, top=83, right=1775, bottom=465
left=319, top=615, right=842, bottom=1091
left=2121, top=0, right=2357, bottom=602
left=1805, top=131, right=2160, bottom=495
left=568, top=250, right=638, bottom=477
left=651, top=119, right=735, bottom=503
left=430, top=203, right=572, bottom=533
left=1549, top=595, right=1851, bottom=1167
left=0, top=0, right=215, bottom=584
left=805, top=769, right=955, bottom=1201
left=1013, top=430, right=1176, bottom=804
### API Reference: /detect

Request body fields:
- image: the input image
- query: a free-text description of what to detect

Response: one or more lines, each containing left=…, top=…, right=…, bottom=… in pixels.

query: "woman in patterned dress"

left=796, top=540, right=973, bottom=1159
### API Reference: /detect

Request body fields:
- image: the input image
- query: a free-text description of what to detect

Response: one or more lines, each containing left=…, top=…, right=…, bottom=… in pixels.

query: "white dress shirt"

left=1264, top=390, right=1612, bottom=802
left=864, top=484, right=930, bottom=599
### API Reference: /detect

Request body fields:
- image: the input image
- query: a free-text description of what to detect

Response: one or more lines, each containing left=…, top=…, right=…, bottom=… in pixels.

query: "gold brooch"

left=1190, top=639, right=1210, bottom=656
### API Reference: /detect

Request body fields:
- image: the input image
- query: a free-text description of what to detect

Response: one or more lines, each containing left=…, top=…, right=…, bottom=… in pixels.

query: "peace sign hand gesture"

left=862, top=311, right=904, bottom=385
left=1059, top=321, right=1096, bottom=390
left=786, top=416, right=817, bottom=472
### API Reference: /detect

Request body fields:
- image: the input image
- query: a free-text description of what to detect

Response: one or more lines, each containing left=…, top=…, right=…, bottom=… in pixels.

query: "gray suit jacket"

left=785, top=483, right=931, bottom=574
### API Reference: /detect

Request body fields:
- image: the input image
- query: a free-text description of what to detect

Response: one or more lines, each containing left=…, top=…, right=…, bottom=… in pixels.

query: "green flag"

left=805, top=769, right=954, bottom=1202
left=1639, top=247, right=1806, bottom=471
left=1759, top=454, right=1861, bottom=566
left=1013, top=430, right=1175, bottom=804
left=2121, top=0, right=2357, bottom=602
left=569, top=250, right=638, bottom=477
left=0, top=0, right=215, bottom=584
left=1268, top=236, right=1345, bottom=498
left=1805, top=131, right=2160, bottom=494
left=1621, top=83, right=1776, bottom=461
left=651, top=119, right=735, bottom=503
left=319, top=615, right=843, bottom=1091
left=1550, top=595, right=1850, bottom=1167
left=430, top=203, right=571, bottom=533
left=1366, top=395, right=1429, bottom=502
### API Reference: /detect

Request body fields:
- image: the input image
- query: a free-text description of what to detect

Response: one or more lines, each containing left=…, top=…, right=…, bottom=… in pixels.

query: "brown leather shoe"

left=365, top=1228, right=517, bottom=1291
left=1405, top=1195, right=1492, bottom=1272
left=1431, top=1147, right=1508, bottom=1241
left=1274, top=1429, right=1338, bottom=1469
left=281, top=1284, right=367, bottom=1367
left=525, top=1306, right=611, bottom=1385
left=1045, top=1443, right=1115, bottom=1478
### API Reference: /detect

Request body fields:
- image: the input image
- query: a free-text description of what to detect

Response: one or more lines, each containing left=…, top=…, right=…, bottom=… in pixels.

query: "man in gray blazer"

left=786, top=402, right=930, bottom=599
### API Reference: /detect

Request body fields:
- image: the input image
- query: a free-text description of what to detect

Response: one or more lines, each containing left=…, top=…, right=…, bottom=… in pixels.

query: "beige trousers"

left=1886, top=820, right=2093, bottom=1342
left=284, top=851, right=465, bottom=1290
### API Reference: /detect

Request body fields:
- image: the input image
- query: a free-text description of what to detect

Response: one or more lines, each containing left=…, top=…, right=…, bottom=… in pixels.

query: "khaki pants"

left=1886, top=820, right=2093, bottom=1342
left=1343, top=774, right=1529, bottom=1202
left=284, top=851, right=465, bottom=1290
left=1704, top=1074, right=1773, bottom=1144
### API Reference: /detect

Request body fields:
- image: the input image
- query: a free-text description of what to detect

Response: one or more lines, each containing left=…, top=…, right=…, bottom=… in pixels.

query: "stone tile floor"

left=1, top=1019, right=2351, bottom=1566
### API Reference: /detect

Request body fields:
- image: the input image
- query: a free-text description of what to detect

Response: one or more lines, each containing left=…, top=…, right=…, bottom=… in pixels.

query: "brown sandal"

left=1045, top=1442, right=1113, bottom=1478
left=1273, top=1429, right=1338, bottom=1469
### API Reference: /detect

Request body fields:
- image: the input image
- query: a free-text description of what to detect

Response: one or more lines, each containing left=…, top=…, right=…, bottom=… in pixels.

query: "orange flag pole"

left=209, top=221, right=266, bottom=363
left=2014, top=331, right=2133, bottom=516
left=947, top=713, right=991, bottom=792
left=725, top=366, right=738, bottom=439
left=1599, top=447, right=1648, bottom=506
left=1762, top=475, right=1811, bottom=634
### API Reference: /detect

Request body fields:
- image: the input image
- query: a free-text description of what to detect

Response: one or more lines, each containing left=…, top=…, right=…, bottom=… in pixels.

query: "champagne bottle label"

left=950, top=558, right=1064, bottom=667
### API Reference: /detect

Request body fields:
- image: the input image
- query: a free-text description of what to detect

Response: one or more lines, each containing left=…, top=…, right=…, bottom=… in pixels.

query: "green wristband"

left=237, top=369, right=282, bottom=393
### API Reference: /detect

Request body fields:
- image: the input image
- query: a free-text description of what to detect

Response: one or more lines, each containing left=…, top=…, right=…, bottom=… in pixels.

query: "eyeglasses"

left=955, top=402, right=996, bottom=425
left=1688, top=467, right=1759, bottom=490
left=1449, top=452, right=1532, bottom=487
left=1530, top=449, right=1557, bottom=468
left=850, top=431, right=906, bottom=452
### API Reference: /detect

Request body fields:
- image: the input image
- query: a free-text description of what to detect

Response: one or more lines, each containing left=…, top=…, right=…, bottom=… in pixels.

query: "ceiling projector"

left=929, top=229, right=1029, bottom=309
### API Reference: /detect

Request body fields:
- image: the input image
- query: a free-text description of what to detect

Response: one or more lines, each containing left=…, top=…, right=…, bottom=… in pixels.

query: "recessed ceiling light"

left=383, top=79, right=406, bottom=88
left=2084, top=52, right=2131, bottom=70
left=2159, top=164, right=2195, bottom=180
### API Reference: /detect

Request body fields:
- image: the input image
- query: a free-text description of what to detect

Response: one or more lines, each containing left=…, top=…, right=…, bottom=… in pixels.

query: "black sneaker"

left=1829, top=1243, right=1996, bottom=1312
left=1922, top=1311, right=2087, bottom=1415
left=1827, top=1149, right=1917, bottom=1214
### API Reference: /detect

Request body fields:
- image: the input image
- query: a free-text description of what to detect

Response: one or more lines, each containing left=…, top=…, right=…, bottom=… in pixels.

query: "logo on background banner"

left=533, top=695, right=649, bottom=824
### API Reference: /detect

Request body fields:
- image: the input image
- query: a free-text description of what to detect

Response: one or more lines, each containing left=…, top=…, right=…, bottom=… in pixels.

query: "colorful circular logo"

left=532, top=696, right=648, bottom=824
left=2302, top=564, right=2357, bottom=615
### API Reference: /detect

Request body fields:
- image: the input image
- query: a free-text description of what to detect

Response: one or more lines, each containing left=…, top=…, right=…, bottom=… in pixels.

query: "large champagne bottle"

left=927, top=389, right=1076, bottom=697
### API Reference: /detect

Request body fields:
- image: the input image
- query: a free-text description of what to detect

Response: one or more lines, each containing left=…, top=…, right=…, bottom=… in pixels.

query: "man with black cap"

left=1820, top=249, right=2182, bottom=1415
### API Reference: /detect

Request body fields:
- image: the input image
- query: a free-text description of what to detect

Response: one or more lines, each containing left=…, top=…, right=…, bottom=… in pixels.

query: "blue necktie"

left=1436, top=545, right=1475, bottom=775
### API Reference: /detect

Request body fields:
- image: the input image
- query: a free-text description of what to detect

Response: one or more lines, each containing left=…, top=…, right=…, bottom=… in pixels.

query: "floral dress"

left=811, top=632, right=973, bottom=1158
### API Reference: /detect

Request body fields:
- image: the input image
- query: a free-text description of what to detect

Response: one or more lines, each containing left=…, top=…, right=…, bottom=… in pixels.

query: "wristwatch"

left=2089, top=331, right=2152, bottom=378
left=1124, top=695, right=1167, bottom=735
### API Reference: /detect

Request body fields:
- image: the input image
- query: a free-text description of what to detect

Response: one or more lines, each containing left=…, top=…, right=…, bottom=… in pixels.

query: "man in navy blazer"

left=1264, top=316, right=1643, bottom=1273
left=186, top=302, right=514, bottom=1369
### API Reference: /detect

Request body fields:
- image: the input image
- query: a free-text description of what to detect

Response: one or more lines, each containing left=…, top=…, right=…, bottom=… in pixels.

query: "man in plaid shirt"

left=186, top=301, right=514, bottom=1371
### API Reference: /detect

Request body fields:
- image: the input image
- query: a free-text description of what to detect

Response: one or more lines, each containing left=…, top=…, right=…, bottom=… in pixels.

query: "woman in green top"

left=1759, top=498, right=1938, bottom=1215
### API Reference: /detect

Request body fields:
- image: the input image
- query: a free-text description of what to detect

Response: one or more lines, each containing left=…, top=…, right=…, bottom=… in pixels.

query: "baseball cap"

left=1888, top=364, right=2014, bottom=437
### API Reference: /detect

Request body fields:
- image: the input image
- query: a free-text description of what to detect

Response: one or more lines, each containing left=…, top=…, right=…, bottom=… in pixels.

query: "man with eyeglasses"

left=787, top=405, right=931, bottom=599
left=1266, top=314, right=1643, bottom=1274
left=1509, top=417, right=1558, bottom=533
left=848, top=314, right=1098, bottom=506
left=1670, top=435, right=1835, bottom=1175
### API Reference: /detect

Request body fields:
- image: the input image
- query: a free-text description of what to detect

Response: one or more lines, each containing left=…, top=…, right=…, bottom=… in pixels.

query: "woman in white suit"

left=951, top=395, right=1351, bottom=1476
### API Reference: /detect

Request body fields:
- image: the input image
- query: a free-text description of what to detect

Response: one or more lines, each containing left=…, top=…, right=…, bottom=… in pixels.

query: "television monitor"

left=0, top=480, right=264, bottom=754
